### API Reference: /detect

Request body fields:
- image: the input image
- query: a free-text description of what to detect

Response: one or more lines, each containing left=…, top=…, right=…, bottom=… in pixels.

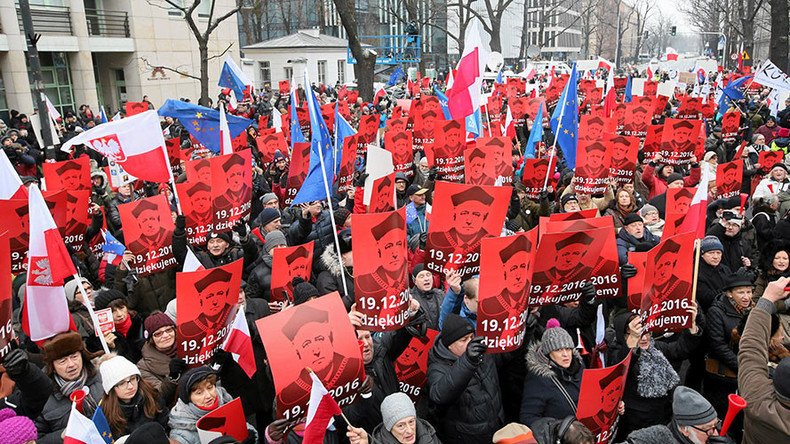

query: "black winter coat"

left=316, top=247, right=354, bottom=309
left=519, top=346, right=583, bottom=427
left=4, top=358, right=54, bottom=420
left=616, top=229, right=661, bottom=266
left=36, top=372, right=104, bottom=443
left=705, top=294, right=746, bottom=373
left=113, top=391, right=170, bottom=438
left=113, top=267, right=176, bottom=317
left=245, top=254, right=274, bottom=301
left=707, top=223, right=757, bottom=273
left=409, top=287, right=445, bottom=330
left=695, top=260, right=732, bottom=311
left=427, top=334, right=504, bottom=443
left=172, top=226, right=258, bottom=272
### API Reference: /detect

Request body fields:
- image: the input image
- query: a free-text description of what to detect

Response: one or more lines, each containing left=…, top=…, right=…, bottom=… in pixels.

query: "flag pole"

left=317, top=139, right=350, bottom=298
left=542, top=104, right=566, bottom=191
left=306, top=368, right=357, bottom=429
left=73, top=276, right=110, bottom=355
left=482, top=103, right=493, bottom=138
left=690, top=238, right=702, bottom=304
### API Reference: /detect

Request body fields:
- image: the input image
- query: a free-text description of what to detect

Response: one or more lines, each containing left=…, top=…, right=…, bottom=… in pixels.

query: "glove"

left=210, top=349, right=232, bottom=368
left=353, top=172, right=369, bottom=188
left=465, top=336, right=487, bottom=363
left=175, top=214, right=186, bottom=231
left=538, top=190, right=549, bottom=201
left=580, top=281, right=597, bottom=303
left=233, top=221, right=248, bottom=238
left=168, top=358, right=188, bottom=380
left=2, top=349, right=28, bottom=377
left=634, top=242, right=654, bottom=252
left=427, top=167, right=438, bottom=182
left=621, top=263, right=637, bottom=279
left=707, top=436, right=736, bottom=444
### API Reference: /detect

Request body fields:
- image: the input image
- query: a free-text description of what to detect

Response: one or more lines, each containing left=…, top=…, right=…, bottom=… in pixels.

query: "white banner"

left=754, top=60, right=790, bottom=91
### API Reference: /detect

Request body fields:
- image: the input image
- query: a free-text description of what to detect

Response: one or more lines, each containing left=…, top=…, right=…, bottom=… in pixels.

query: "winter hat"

left=64, top=277, right=91, bottom=303
left=623, top=213, right=642, bottom=226
left=440, top=313, right=474, bottom=347
left=665, top=173, right=684, bottom=186
left=639, top=204, right=658, bottom=218
left=333, top=208, right=351, bottom=226
left=93, top=289, right=126, bottom=311
left=208, top=437, right=240, bottom=444
left=273, top=151, right=286, bottom=162
left=165, top=299, right=177, bottom=322
left=539, top=320, right=574, bottom=356
left=771, top=162, right=789, bottom=173
left=264, top=230, right=287, bottom=253
left=207, top=231, right=231, bottom=244
left=700, top=235, right=724, bottom=253
left=292, top=277, right=320, bottom=306
left=721, top=210, right=744, bottom=227
left=560, top=194, right=578, bottom=207
left=411, top=263, right=426, bottom=279
left=621, top=425, right=676, bottom=444
left=100, top=356, right=141, bottom=394
left=380, top=392, right=416, bottom=431
left=260, top=193, right=278, bottom=206
left=19, top=176, right=38, bottom=185
left=258, top=208, right=281, bottom=227
left=703, top=151, right=718, bottom=162
left=493, top=422, right=536, bottom=444
left=144, top=311, right=176, bottom=340
left=124, top=422, right=169, bottom=444
left=43, top=331, right=85, bottom=365
left=179, top=366, right=216, bottom=404
left=395, top=172, right=408, bottom=183
left=0, top=408, right=37, bottom=444
left=778, top=127, right=790, bottom=138
left=774, top=357, right=790, bottom=401
left=723, top=270, right=755, bottom=291
left=672, top=386, right=718, bottom=426
left=338, top=228, right=353, bottom=254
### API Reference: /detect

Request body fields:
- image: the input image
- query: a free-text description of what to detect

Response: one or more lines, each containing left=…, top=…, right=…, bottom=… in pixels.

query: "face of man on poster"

left=468, top=154, right=485, bottom=182
left=675, top=126, right=692, bottom=145
left=192, top=188, right=212, bottom=214
left=399, top=342, right=421, bottom=367
left=377, top=229, right=405, bottom=273
left=612, top=140, right=628, bottom=163
left=601, top=377, right=624, bottom=414
left=587, top=148, right=605, bottom=170
left=558, top=243, right=586, bottom=272
left=654, top=249, right=678, bottom=288
left=291, top=318, right=334, bottom=373
left=454, top=199, right=488, bottom=237
left=139, top=208, right=161, bottom=238
left=226, top=163, right=245, bottom=193
left=198, top=279, right=231, bottom=318
left=61, top=168, right=82, bottom=191
left=503, top=250, right=530, bottom=294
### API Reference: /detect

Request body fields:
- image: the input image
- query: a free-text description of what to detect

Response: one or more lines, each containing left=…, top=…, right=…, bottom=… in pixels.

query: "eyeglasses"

left=153, top=327, right=175, bottom=339
left=115, top=375, right=139, bottom=389
left=690, top=420, right=722, bottom=436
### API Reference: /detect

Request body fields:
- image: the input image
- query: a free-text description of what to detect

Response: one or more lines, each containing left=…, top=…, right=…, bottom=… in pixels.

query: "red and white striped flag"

left=63, top=404, right=105, bottom=444
left=22, top=185, right=77, bottom=342
left=303, top=371, right=342, bottom=443
left=221, top=310, right=256, bottom=378
left=666, top=47, right=679, bottom=62
left=503, top=104, right=515, bottom=138
left=678, top=167, right=712, bottom=239
left=446, top=20, right=487, bottom=120
left=220, top=104, right=233, bottom=155
left=0, top=149, right=25, bottom=199
left=603, top=68, right=617, bottom=117
left=183, top=247, right=205, bottom=272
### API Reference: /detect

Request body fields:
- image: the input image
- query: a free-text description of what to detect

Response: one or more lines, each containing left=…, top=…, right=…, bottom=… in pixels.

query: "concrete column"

left=68, top=0, right=99, bottom=109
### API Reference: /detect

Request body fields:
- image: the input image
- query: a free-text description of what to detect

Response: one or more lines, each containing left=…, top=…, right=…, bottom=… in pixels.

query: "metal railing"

left=16, top=3, right=72, bottom=36
left=85, top=9, right=130, bottom=38
left=348, top=35, right=422, bottom=65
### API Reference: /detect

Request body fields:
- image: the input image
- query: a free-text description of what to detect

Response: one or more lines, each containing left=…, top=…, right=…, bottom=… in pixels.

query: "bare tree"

left=380, top=0, right=446, bottom=71
left=579, top=0, right=602, bottom=57
left=239, top=0, right=271, bottom=45
left=444, top=0, right=477, bottom=56
left=333, top=0, right=376, bottom=101
left=146, top=0, right=247, bottom=106
left=643, top=11, right=670, bottom=56
left=631, top=0, right=656, bottom=58
left=522, top=0, right=597, bottom=59
left=450, top=0, right=519, bottom=52
left=769, top=0, right=789, bottom=71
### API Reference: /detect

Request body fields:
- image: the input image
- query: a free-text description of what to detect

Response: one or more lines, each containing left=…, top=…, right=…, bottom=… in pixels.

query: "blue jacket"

left=438, top=285, right=477, bottom=329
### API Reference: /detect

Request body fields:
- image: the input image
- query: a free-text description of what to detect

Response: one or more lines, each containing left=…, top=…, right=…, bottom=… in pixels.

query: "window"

left=317, top=60, right=327, bottom=84
left=28, top=52, right=74, bottom=116
left=337, top=60, right=345, bottom=84
left=259, top=61, right=271, bottom=86
left=284, top=66, right=293, bottom=81
left=167, top=0, right=211, bottom=18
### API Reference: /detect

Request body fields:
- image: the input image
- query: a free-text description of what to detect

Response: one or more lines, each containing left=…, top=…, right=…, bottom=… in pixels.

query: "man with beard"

left=214, top=154, right=251, bottom=219
left=178, top=267, right=235, bottom=344
left=645, top=239, right=691, bottom=307
left=185, top=182, right=213, bottom=228
left=127, top=200, right=169, bottom=263
left=426, top=186, right=495, bottom=267
left=356, top=211, right=408, bottom=313
left=532, top=231, right=594, bottom=290
left=277, top=305, right=364, bottom=410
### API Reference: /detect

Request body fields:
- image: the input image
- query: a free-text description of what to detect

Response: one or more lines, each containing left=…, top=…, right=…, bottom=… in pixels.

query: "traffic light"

left=670, top=26, right=677, bottom=36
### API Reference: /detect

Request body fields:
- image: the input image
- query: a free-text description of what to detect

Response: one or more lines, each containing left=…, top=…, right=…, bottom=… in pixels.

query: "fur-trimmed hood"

left=320, top=245, right=349, bottom=277
left=525, top=342, right=583, bottom=379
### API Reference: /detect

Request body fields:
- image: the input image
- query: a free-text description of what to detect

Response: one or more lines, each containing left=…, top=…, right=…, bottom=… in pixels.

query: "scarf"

left=115, top=315, right=132, bottom=337
left=196, top=396, right=219, bottom=412
left=55, top=370, right=99, bottom=417
left=156, top=341, right=179, bottom=358
left=636, top=340, right=680, bottom=398
left=728, top=297, right=753, bottom=315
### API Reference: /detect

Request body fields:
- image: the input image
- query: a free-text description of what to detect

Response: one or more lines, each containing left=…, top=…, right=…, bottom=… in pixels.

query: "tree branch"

left=206, top=42, right=234, bottom=61
left=139, top=56, right=201, bottom=80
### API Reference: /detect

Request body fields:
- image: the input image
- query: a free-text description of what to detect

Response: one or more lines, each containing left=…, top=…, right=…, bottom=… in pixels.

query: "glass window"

left=28, top=52, right=74, bottom=116
left=337, top=60, right=345, bottom=84
left=317, top=60, right=327, bottom=84
left=284, top=66, right=293, bottom=81
left=259, top=61, right=271, bottom=86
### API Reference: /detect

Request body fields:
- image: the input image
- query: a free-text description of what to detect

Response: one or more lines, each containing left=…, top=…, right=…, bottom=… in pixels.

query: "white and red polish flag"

left=678, top=167, right=712, bottom=239
left=666, top=47, right=679, bottom=62
left=220, top=104, right=233, bottom=155
left=183, top=247, right=206, bottom=272
left=63, top=404, right=105, bottom=444
left=60, top=110, right=171, bottom=183
left=221, top=309, right=257, bottom=378
left=22, top=184, right=77, bottom=342
left=303, top=371, right=343, bottom=443
left=603, top=66, right=617, bottom=117
left=0, top=149, right=25, bottom=199
left=446, top=19, right=489, bottom=120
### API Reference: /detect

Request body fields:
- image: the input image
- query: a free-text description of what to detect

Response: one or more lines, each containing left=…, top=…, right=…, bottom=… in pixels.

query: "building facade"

left=0, top=0, right=238, bottom=121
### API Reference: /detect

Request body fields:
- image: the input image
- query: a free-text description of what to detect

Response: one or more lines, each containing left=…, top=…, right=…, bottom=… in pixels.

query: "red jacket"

left=641, top=162, right=701, bottom=199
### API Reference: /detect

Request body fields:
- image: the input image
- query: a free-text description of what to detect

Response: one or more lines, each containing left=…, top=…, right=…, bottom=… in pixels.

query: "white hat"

left=100, top=356, right=141, bottom=394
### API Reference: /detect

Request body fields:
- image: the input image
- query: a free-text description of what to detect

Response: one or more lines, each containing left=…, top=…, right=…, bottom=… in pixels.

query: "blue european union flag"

left=292, top=76, right=335, bottom=206
left=433, top=87, right=454, bottom=120
left=157, top=100, right=252, bottom=153
left=718, top=75, right=752, bottom=113
left=465, top=108, right=482, bottom=139
left=92, top=405, right=114, bottom=444
left=290, top=88, right=307, bottom=147
left=101, top=231, right=126, bottom=257
left=495, top=69, right=503, bottom=84
left=218, top=59, right=248, bottom=102
left=387, top=66, right=404, bottom=87
left=334, top=103, right=356, bottom=174
left=99, top=106, right=108, bottom=124
left=550, top=63, right=579, bottom=169
left=624, top=75, right=633, bottom=103
left=524, top=103, right=544, bottom=158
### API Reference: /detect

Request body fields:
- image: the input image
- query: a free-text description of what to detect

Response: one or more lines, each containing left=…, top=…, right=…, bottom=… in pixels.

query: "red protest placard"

left=369, top=173, right=396, bottom=213
left=426, top=119, right=465, bottom=183
left=256, top=293, right=366, bottom=420
left=641, top=232, right=696, bottom=333
left=186, top=158, right=212, bottom=186
left=212, top=150, right=253, bottom=230
left=396, top=329, right=438, bottom=402
left=477, top=230, right=538, bottom=353
left=758, top=150, right=783, bottom=173
left=125, top=101, right=148, bottom=117
left=578, top=79, right=597, bottom=104
left=256, top=131, right=288, bottom=165
left=321, top=103, right=335, bottom=133
left=576, top=352, right=632, bottom=443
left=579, top=115, right=616, bottom=141
left=424, top=182, right=511, bottom=279
left=521, top=157, right=558, bottom=199
left=676, top=97, right=703, bottom=120
left=506, top=78, right=525, bottom=99
left=196, top=397, right=249, bottom=443
left=663, top=187, right=695, bottom=238
left=118, top=195, right=177, bottom=277
left=621, top=101, right=652, bottom=138
left=386, top=117, right=408, bottom=133
left=42, top=190, right=68, bottom=230
left=0, top=199, right=29, bottom=273
left=526, top=98, right=550, bottom=125
left=652, top=95, right=669, bottom=119
left=352, top=208, right=410, bottom=331
left=279, top=80, right=290, bottom=94
left=42, top=157, right=90, bottom=192
left=717, top=160, right=744, bottom=199
left=62, top=190, right=91, bottom=252
left=412, top=107, right=439, bottom=153
left=473, top=136, right=513, bottom=185
left=641, top=124, right=663, bottom=163
left=385, top=129, right=414, bottom=178
left=165, top=137, right=182, bottom=166
left=338, top=134, right=357, bottom=194
left=544, top=74, right=569, bottom=109
left=659, top=118, right=702, bottom=165
left=95, top=308, right=115, bottom=335
left=574, top=140, right=612, bottom=195
left=544, top=208, right=599, bottom=225
left=177, top=260, right=243, bottom=366
left=176, top=181, right=214, bottom=246
left=285, top=142, right=311, bottom=206
left=612, top=103, right=628, bottom=134
left=0, top=232, right=13, bottom=359
left=721, top=111, right=741, bottom=143
left=509, top=97, right=528, bottom=127
left=643, top=80, right=658, bottom=97
left=626, top=251, right=649, bottom=313
left=357, top=114, right=379, bottom=156
left=270, top=242, right=314, bottom=309
left=609, top=136, right=639, bottom=185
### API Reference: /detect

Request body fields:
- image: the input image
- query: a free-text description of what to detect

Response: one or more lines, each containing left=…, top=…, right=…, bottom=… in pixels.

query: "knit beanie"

left=338, top=228, right=352, bottom=254
left=539, top=320, right=575, bottom=356
left=333, top=208, right=351, bottom=226
left=665, top=173, right=684, bottom=186
left=292, top=277, right=320, bottom=306
left=0, top=408, right=37, bottom=444
left=64, top=277, right=90, bottom=303
left=411, top=263, right=426, bottom=279
left=100, top=356, right=141, bottom=394
left=560, top=194, right=578, bottom=207
left=258, top=208, right=281, bottom=227
left=380, top=392, right=416, bottom=431
left=260, top=193, right=278, bottom=206
left=672, top=386, right=718, bottom=426
left=179, top=366, right=216, bottom=404
left=165, top=299, right=177, bottom=322
left=94, top=289, right=126, bottom=311
left=774, top=357, right=790, bottom=401
left=622, top=425, right=676, bottom=444
left=700, top=235, right=724, bottom=253
left=144, top=311, right=176, bottom=340
left=207, top=231, right=232, bottom=244
left=43, top=331, right=85, bottom=365
left=623, top=213, right=642, bottom=226
left=124, top=422, right=169, bottom=444
left=264, top=230, right=287, bottom=253
left=639, top=204, right=658, bottom=218
left=441, top=313, right=474, bottom=347
left=493, top=422, right=536, bottom=444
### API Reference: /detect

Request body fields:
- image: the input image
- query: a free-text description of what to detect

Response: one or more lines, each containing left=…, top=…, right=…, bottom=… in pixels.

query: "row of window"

left=527, top=30, right=581, bottom=49
left=259, top=60, right=346, bottom=86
